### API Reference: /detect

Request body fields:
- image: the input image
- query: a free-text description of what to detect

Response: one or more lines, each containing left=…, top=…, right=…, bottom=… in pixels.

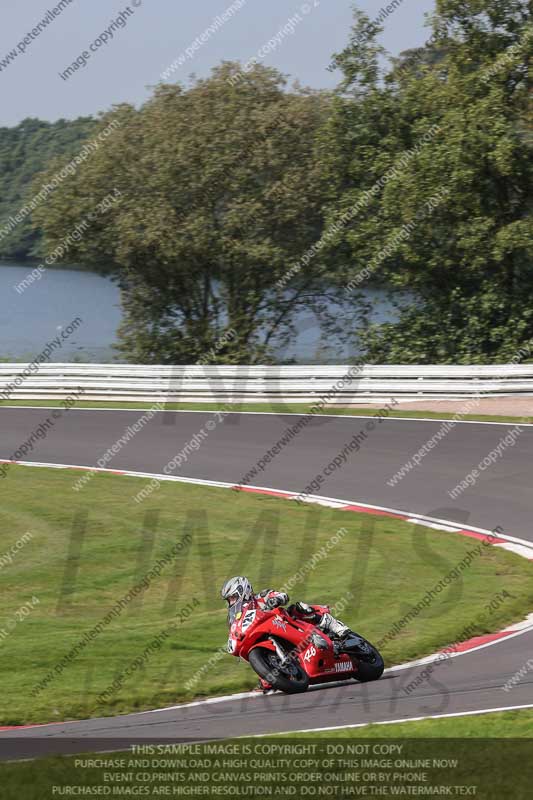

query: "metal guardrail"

left=1, top=364, right=533, bottom=402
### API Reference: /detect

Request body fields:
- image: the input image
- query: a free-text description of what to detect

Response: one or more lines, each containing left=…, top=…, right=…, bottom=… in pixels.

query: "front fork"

left=270, top=636, right=292, bottom=665
left=270, top=636, right=307, bottom=677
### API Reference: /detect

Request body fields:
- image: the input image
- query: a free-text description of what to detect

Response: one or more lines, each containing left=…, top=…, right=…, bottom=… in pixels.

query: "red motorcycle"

left=227, top=602, right=384, bottom=693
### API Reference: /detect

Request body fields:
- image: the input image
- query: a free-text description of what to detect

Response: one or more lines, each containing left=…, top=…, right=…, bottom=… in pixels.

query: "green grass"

left=0, top=465, right=532, bottom=726
left=280, top=708, right=533, bottom=738
left=1, top=398, right=532, bottom=423
left=1, top=710, right=531, bottom=799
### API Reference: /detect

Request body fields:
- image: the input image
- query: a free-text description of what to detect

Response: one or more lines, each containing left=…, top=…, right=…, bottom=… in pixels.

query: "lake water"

left=0, top=262, right=398, bottom=363
left=0, top=262, right=122, bottom=362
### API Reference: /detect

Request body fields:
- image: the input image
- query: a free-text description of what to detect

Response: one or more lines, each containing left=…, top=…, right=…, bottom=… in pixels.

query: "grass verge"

left=1, top=398, right=531, bottom=424
left=0, top=465, right=532, bottom=725
left=279, top=707, right=533, bottom=738
left=1, top=711, right=531, bottom=799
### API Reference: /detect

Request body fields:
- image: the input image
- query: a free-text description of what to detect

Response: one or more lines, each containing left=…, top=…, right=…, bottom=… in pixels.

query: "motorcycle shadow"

left=259, top=673, right=395, bottom=701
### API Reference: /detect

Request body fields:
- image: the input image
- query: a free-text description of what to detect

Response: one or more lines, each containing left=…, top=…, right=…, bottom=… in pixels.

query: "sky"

left=1, top=0, right=435, bottom=126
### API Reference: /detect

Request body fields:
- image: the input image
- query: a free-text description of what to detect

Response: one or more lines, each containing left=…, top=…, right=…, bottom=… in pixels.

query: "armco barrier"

left=1, top=364, right=533, bottom=403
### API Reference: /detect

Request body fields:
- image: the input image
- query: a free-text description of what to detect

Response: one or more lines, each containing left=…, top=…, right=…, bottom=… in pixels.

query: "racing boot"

left=252, top=678, right=275, bottom=695
left=318, top=612, right=350, bottom=639
left=317, top=613, right=351, bottom=655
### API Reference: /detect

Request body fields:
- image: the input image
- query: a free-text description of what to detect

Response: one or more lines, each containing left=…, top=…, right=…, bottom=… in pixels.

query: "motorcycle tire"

left=352, top=641, right=384, bottom=682
left=249, top=647, right=309, bottom=694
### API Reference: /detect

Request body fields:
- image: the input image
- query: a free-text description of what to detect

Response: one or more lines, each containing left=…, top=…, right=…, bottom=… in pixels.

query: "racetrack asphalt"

left=0, top=407, right=532, bottom=758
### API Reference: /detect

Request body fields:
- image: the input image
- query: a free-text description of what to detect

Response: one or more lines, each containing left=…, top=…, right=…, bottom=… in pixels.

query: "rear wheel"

left=354, top=650, right=384, bottom=682
left=342, top=634, right=384, bottom=683
left=249, top=647, right=309, bottom=694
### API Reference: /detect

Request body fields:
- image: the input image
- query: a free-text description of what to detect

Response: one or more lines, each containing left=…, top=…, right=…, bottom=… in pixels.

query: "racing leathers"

left=255, top=590, right=350, bottom=639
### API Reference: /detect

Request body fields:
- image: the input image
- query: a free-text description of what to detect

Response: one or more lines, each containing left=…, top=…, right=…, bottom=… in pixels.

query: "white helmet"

left=220, top=576, right=253, bottom=624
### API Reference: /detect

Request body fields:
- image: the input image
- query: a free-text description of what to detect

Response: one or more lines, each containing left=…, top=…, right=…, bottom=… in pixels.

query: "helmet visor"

left=227, top=596, right=243, bottom=626
left=227, top=592, right=240, bottom=607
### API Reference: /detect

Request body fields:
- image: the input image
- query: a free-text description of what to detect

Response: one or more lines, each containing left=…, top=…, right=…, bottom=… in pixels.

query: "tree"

left=0, top=116, right=95, bottom=260
left=323, top=0, right=533, bottom=363
left=32, top=64, right=330, bottom=363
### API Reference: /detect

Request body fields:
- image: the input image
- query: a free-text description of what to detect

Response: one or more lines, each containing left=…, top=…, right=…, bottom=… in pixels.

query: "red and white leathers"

left=287, top=600, right=350, bottom=639
left=255, top=591, right=349, bottom=638
left=254, top=589, right=289, bottom=611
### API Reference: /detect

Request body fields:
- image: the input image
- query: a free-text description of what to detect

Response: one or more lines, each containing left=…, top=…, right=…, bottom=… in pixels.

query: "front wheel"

left=249, top=647, right=309, bottom=694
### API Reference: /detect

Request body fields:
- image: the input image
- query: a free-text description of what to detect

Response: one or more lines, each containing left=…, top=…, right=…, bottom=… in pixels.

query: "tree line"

left=0, top=116, right=95, bottom=260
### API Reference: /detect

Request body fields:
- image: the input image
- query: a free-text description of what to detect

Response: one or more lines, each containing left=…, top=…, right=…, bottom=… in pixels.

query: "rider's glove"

left=295, top=602, right=315, bottom=616
left=266, top=592, right=288, bottom=609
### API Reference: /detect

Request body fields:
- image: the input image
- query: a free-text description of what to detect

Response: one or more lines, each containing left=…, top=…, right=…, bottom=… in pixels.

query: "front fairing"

left=227, top=601, right=261, bottom=656
left=227, top=607, right=356, bottom=679
left=237, top=609, right=313, bottom=660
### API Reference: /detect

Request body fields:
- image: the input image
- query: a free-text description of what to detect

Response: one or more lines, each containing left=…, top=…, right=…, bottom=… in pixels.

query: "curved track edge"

left=2, top=456, right=533, bottom=732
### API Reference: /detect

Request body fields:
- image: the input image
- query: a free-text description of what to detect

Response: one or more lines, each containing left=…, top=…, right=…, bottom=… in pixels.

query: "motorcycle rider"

left=220, top=576, right=351, bottom=692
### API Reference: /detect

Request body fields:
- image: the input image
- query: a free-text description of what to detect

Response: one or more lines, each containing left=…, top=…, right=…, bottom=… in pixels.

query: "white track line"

left=273, top=703, right=533, bottom=735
